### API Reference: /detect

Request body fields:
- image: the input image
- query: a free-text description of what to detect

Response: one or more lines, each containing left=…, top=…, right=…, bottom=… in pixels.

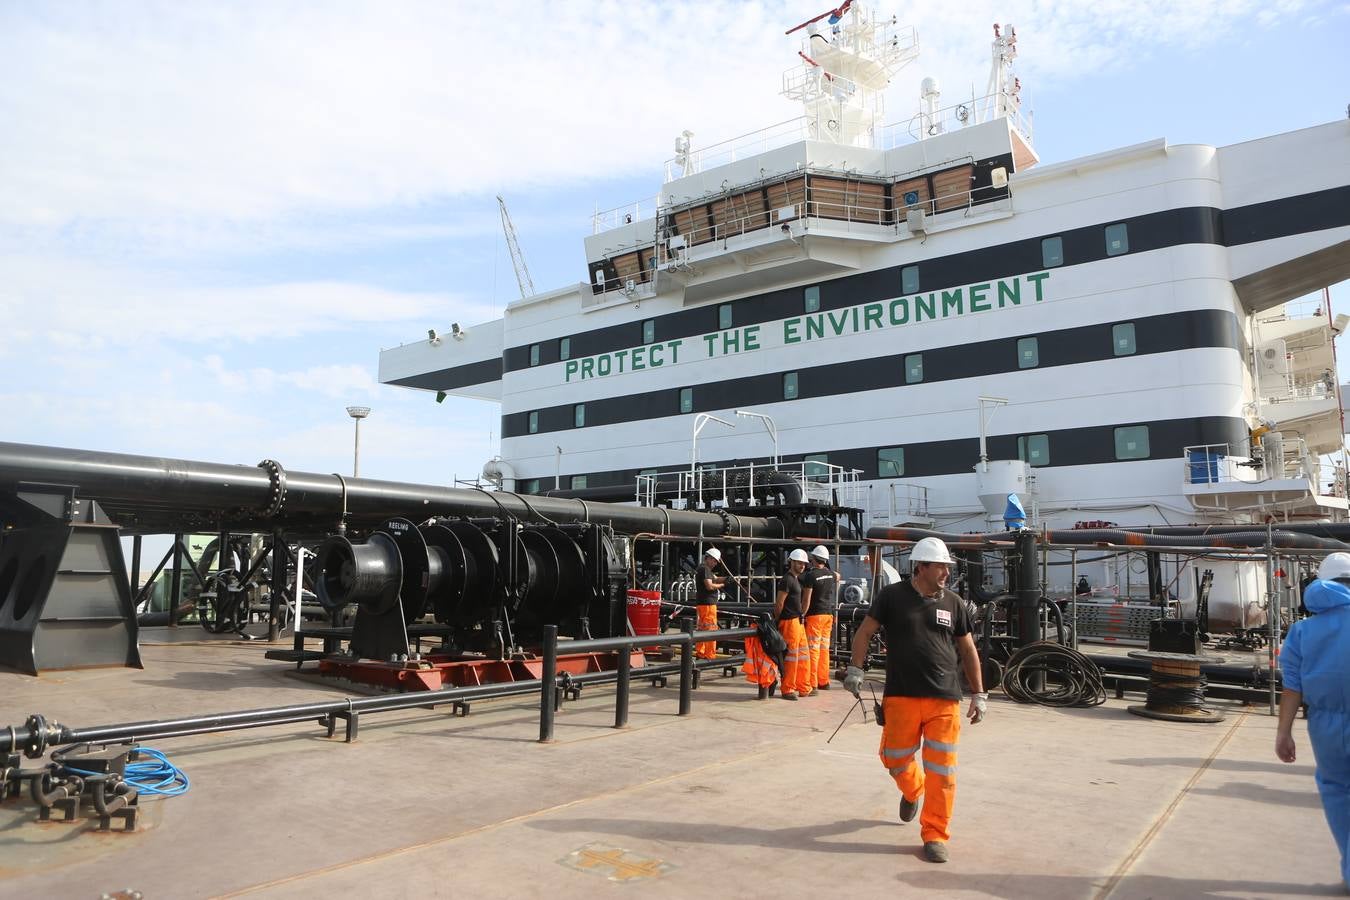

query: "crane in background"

left=497, top=194, right=535, bottom=300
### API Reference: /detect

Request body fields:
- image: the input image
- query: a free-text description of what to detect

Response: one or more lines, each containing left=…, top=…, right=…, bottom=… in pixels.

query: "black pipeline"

left=866, top=525, right=1349, bottom=551
left=0, top=441, right=785, bottom=539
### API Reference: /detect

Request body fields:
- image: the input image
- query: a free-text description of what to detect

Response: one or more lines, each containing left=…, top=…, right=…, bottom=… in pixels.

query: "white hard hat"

left=910, top=537, right=954, bottom=565
left=704, top=547, right=721, bottom=562
left=1318, top=552, right=1350, bottom=581
left=810, top=545, right=830, bottom=561
left=788, top=548, right=810, bottom=563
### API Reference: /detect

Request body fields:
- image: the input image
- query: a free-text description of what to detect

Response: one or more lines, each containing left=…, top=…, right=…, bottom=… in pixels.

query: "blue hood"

left=1303, top=578, right=1350, bottom=614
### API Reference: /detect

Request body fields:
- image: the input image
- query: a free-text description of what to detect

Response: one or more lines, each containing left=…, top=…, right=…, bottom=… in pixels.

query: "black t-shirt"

left=777, top=573, right=804, bottom=621
left=801, top=565, right=837, bottom=615
left=866, top=580, right=971, bottom=700
left=695, top=564, right=722, bottom=603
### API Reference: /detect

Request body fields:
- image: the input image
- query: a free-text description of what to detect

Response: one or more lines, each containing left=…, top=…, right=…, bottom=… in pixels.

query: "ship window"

left=529, top=344, right=541, bottom=367
left=521, top=479, right=540, bottom=494
left=573, top=404, right=586, bottom=428
left=528, top=411, right=539, bottom=434
left=877, top=447, right=905, bottom=477
left=642, top=319, right=656, bottom=345
left=1041, top=236, right=1064, bottom=268
left=1017, top=337, right=1039, bottom=369
left=901, top=265, right=920, bottom=294
left=571, top=474, right=588, bottom=490
left=1018, top=434, right=1050, bottom=467
left=1114, top=425, right=1150, bottom=460
left=718, top=303, right=734, bottom=330
left=1105, top=222, right=1129, bottom=256
left=783, top=371, right=799, bottom=400
left=904, top=354, right=923, bottom=384
left=1113, top=322, right=1137, bottom=356
left=804, top=286, right=821, bottom=313
left=804, top=453, right=830, bottom=478
left=559, top=337, right=571, bottom=360
left=679, top=387, right=693, bottom=413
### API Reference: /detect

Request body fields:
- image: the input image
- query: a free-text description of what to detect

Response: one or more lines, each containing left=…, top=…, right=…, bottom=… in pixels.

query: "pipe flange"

left=257, top=459, right=288, bottom=518
left=22, top=714, right=48, bottom=759
left=715, top=507, right=733, bottom=537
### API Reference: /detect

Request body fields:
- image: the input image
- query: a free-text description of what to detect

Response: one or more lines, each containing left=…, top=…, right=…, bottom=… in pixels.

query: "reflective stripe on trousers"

left=741, top=635, right=779, bottom=688
left=778, top=617, right=812, bottom=695
left=805, top=614, right=833, bottom=688
left=696, top=604, right=718, bottom=659
left=878, top=696, right=961, bottom=844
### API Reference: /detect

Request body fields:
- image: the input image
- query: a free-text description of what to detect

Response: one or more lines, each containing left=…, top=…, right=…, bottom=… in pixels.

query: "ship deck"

left=0, top=632, right=1339, bottom=899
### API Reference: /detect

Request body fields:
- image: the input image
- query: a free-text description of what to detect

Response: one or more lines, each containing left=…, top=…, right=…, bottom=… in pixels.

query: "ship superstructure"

left=380, top=6, right=1350, bottom=554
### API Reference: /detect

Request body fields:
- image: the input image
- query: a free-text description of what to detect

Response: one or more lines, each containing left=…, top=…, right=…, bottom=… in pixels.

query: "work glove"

left=967, top=692, right=988, bottom=724
left=843, top=665, right=865, bottom=697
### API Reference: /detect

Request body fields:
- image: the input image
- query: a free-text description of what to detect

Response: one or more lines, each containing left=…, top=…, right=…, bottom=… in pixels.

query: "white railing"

left=1183, top=439, right=1341, bottom=494
left=635, top=460, right=864, bottom=512
left=877, top=90, right=1033, bottom=148
left=887, top=483, right=930, bottom=523
left=662, top=117, right=815, bottom=182
left=592, top=198, right=660, bottom=234
left=1261, top=377, right=1338, bottom=408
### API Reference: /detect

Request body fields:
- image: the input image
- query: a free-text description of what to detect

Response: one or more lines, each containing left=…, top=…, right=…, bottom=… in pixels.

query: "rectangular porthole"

left=1042, top=236, right=1064, bottom=268
left=877, top=447, right=904, bottom=477
left=1105, top=223, right=1129, bottom=256
left=1114, top=425, right=1150, bottom=460
left=1017, top=337, right=1039, bottom=368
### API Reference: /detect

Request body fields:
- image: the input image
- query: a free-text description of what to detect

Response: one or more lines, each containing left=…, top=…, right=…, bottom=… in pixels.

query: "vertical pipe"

left=169, top=533, right=184, bottom=628
left=130, top=535, right=142, bottom=608
left=1265, top=531, right=1276, bottom=716
left=269, top=530, right=286, bottom=642
left=678, top=619, right=695, bottom=716
left=614, top=649, right=631, bottom=728
left=1069, top=549, right=1078, bottom=651
left=1015, top=530, right=1039, bottom=647
left=539, top=625, right=558, bottom=742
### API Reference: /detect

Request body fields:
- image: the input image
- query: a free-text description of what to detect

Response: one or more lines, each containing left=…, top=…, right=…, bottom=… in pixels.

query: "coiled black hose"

left=1002, top=642, right=1107, bottom=707
left=1144, top=669, right=1209, bottom=710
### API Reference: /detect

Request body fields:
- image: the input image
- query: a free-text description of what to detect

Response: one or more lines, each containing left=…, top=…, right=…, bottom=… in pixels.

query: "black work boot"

left=923, top=841, right=949, bottom=863
left=899, top=795, right=919, bottom=823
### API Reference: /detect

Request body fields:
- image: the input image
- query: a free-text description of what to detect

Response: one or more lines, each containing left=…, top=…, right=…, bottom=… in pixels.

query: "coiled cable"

left=63, top=746, right=189, bottom=797
left=1002, top=641, right=1107, bottom=707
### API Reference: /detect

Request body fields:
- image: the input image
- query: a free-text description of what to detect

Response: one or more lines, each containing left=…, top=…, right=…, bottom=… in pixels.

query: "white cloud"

left=0, top=253, right=499, bottom=344
left=1, top=0, right=1315, bottom=251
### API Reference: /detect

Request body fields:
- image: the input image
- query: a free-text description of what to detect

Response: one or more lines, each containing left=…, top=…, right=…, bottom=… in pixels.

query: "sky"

left=3, top=0, right=1348, bottom=516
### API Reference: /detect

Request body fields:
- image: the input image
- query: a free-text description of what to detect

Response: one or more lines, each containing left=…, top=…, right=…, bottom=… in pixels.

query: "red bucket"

left=626, top=589, right=662, bottom=652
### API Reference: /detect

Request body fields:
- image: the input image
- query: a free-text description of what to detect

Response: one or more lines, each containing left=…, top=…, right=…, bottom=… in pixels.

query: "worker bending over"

left=844, top=537, right=986, bottom=863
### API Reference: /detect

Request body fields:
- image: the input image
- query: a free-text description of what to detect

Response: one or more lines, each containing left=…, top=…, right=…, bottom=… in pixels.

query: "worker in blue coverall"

left=1276, top=552, right=1350, bottom=890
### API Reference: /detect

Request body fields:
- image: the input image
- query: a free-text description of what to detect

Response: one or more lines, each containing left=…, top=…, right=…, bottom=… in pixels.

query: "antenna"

left=497, top=194, right=536, bottom=300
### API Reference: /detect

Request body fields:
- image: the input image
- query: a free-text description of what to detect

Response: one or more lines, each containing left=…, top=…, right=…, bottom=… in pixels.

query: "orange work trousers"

left=695, top=604, right=718, bottom=659
left=741, top=634, right=780, bottom=688
left=804, top=614, right=834, bottom=689
left=778, top=617, right=811, bottom=696
left=878, top=696, right=961, bottom=844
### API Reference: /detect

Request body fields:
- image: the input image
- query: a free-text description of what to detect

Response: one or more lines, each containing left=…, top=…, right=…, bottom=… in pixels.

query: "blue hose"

left=62, top=746, right=189, bottom=797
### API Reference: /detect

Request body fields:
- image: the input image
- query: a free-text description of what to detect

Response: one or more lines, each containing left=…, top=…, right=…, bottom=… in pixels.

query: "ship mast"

left=780, top=1, right=919, bottom=148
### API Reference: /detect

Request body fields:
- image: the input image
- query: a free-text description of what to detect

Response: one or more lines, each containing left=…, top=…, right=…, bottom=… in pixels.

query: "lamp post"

left=346, top=406, right=371, bottom=477
left=734, top=409, right=779, bottom=468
